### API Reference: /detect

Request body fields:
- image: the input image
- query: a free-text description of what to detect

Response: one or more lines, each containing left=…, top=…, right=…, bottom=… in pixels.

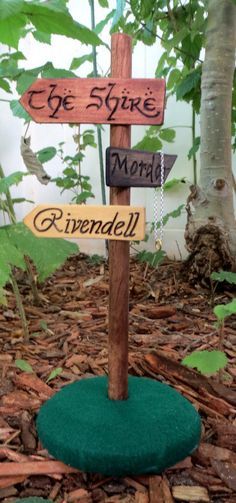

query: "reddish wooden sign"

left=20, top=78, right=165, bottom=125
left=106, top=147, right=177, bottom=187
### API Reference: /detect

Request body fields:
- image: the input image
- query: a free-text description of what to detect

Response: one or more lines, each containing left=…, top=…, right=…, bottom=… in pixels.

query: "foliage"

left=0, top=0, right=103, bottom=50
left=135, top=203, right=184, bottom=268
left=182, top=270, right=236, bottom=377
left=52, top=132, right=96, bottom=204
left=211, top=270, right=236, bottom=285
left=136, top=249, right=165, bottom=268
left=15, top=358, right=33, bottom=373
left=133, top=126, right=176, bottom=154
left=150, top=204, right=184, bottom=233
left=113, top=0, right=236, bottom=173
left=46, top=367, right=63, bottom=383
left=214, top=299, right=236, bottom=325
left=0, top=223, right=78, bottom=291
left=182, top=350, right=228, bottom=376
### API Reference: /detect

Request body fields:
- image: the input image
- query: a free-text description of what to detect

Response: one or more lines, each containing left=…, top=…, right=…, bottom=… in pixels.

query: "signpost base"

left=37, top=375, right=201, bottom=477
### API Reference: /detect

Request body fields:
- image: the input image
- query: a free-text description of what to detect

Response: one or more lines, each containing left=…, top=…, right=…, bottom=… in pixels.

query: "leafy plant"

left=182, top=283, right=236, bottom=377
left=211, top=270, right=236, bottom=285
left=136, top=249, right=166, bottom=268
left=51, top=131, right=96, bottom=204
left=214, top=299, right=236, bottom=325
left=0, top=164, right=79, bottom=339
left=182, top=350, right=228, bottom=376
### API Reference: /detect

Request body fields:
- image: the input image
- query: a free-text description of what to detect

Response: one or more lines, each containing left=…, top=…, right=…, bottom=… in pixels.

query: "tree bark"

left=185, top=0, right=236, bottom=280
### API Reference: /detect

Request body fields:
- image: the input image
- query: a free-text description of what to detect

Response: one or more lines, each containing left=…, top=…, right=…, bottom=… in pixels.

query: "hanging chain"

left=154, top=151, right=165, bottom=251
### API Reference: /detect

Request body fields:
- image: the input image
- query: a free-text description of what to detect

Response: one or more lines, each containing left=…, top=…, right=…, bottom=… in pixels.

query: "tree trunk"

left=185, top=0, right=236, bottom=280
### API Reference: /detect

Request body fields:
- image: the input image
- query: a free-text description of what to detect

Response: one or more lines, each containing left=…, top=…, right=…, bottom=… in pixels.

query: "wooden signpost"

left=24, top=204, right=145, bottom=241
left=20, top=78, right=165, bottom=125
left=106, top=147, right=177, bottom=187
left=21, top=33, right=169, bottom=401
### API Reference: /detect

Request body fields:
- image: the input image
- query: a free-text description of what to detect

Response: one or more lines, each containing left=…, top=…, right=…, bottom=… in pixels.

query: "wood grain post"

left=108, top=33, right=132, bottom=400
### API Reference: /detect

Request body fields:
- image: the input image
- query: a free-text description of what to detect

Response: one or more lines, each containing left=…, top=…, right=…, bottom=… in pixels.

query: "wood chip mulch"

left=0, top=254, right=235, bottom=503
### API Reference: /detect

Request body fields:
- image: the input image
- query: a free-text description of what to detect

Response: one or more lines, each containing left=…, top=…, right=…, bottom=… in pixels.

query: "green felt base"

left=36, top=376, right=201, bottom=476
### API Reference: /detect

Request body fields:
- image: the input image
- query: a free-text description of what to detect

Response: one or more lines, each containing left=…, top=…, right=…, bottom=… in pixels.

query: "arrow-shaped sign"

left=20, top=78, right=165, bottom=125
left=24, top=204, right=146, bottom=241
left=106, top=147, right=177, bottom=187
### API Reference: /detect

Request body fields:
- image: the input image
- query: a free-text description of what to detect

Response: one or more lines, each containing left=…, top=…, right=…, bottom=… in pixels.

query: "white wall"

left=1, top=1, right=234, bottom=259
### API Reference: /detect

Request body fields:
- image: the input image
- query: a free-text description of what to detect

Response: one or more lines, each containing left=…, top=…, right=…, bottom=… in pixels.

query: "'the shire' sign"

left=24, top=205, right=146, bottom=241
left=20, top=78, right=165, bottom=125
left=106, top=147, right=177, bottom=187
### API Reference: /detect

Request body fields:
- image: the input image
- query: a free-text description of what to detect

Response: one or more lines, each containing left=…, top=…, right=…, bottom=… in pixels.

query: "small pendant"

left=155, top=239, right=162, bottom=251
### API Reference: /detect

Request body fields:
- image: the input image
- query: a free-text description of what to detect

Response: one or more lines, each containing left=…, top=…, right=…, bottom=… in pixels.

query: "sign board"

left=20, top=78, right=165, bottom=125
left=24, top=205, right=146, bottom=241
left=106, top=147, right=177, bottom=187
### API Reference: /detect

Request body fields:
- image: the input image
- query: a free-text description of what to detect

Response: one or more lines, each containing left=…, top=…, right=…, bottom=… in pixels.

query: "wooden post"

left=108, top=33, right=132, bottom=400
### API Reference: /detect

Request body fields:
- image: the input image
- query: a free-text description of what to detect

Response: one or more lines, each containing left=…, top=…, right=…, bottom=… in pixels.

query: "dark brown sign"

left=106, top=147, right=177, bottom=187
left=20, top=78, right=165, bottom=125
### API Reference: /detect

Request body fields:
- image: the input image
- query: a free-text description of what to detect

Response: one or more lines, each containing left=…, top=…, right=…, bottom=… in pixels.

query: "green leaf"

left=6, top=223, right=79, bottom=283
left=74, top=191, right=94, bottom=204
left=167, top=68, right=181, bottom=91
left=159, top=128, right=176, bottom=143
left=10, top=99, right=31, bottom=121
left=16, top=71, right=39, bottom=94
left=211, top=271, right=236, bottom=285
left=95, top=11, right=115, bottom=34
left=182, top=350, right=228, bottom=376
left=214, top=299, right=236, bottom=322
left=137, top=249, right=165, bottom=268
left=188, top=136, right=200, bottom=159
left=0, top=228, right=26, bottom=288
left=151, top=204, right=184, bottom=231
left=22, top=2, right=103, bottom=46
left=70, top=53, right=93, bottom=71
left=155, top=52, right=168, bottom=78
left=133, top=136, right=162, bottom=152
left=0, top=0, right=24, bottom=20
left=0, top=78, right=11, bottom=93
left=37, top=147, right=57, bottom=164
left=11, top=197, right=34, bottom=205
left=0, top=14, right=26, bottom=49
left=41, top=63, right=76, bottom=78
left=46, top=367, right=63, bottom=383
left=98, top=0, right=109, bottom=6
left=176, top=68, right=201, bottom=101
left=15, top=359, right=33, bottom=373
left=0, top=171, right=25, bottom=194
left=163, top=178, right=186, bottom=191
left=140, top=17, right=156, bottom=46
left=32, top=30, right=51, bottom=44
left=163, top=27, right=189, bottom=51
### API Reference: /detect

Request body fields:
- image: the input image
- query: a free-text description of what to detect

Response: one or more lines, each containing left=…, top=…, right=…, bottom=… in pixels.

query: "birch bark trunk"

left=185, top=0, right=236, bottom=279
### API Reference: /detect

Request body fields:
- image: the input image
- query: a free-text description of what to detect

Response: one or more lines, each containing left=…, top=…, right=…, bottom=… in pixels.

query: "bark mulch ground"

left=0, top=254, right=235, bottom=503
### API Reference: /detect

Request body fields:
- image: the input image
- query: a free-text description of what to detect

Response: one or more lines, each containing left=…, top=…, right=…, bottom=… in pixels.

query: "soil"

left=0, top=254, right=236, bottom=503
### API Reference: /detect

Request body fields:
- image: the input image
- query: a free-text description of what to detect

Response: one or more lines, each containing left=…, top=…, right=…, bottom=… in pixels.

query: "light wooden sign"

left=24, top=204, right=146, bottom=241
left=20, top=78, right=165, bottom=125
left=106, top=147, right=177, bottom=187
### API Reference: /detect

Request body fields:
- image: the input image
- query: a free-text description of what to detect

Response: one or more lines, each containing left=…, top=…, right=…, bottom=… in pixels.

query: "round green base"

left=36, top=376, right=201, bottom=476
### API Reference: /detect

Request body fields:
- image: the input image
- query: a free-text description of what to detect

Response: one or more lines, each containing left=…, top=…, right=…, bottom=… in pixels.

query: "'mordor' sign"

left=106, top=147, right=177, bottom=187
left=20, top=78, right=165, bottom=125
left=24, top=205, right=146, bottom=241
